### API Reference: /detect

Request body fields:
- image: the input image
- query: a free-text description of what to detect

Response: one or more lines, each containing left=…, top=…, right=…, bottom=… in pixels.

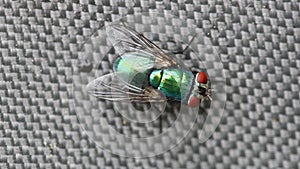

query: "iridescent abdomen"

left=151, top=68, right=194, bottom=100
left=113, top=52, right=155, bottom=88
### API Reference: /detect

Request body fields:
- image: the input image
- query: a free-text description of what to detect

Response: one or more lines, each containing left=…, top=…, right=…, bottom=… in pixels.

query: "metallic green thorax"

left=151, top=68, right=194, bottom=100
left=114, top=52, right=194, bottom=101
left=149, top=69, right=162, bottom=88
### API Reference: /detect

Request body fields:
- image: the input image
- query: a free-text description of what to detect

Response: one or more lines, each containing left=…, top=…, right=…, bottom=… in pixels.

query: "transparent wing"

left=86, top=73, right=166, bottom=102
left=106, top=24, right=181, bottom=69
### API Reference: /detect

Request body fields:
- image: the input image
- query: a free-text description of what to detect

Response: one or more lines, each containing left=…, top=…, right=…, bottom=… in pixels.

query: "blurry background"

left=0, top=0, right=299, bottom=168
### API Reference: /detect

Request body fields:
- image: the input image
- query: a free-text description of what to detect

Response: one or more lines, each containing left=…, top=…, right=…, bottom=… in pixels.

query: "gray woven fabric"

left=0, top=0, right=299, bottom=168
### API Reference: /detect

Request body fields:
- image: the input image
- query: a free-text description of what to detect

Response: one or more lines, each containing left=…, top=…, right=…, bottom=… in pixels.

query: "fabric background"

left=0, top=0, right=299, bottom=168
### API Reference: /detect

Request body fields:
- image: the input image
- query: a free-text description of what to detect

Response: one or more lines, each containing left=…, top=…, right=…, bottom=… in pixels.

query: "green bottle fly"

left=114, top=52, right=194, bottom=101
left=88, top=24, right=211, bottom=108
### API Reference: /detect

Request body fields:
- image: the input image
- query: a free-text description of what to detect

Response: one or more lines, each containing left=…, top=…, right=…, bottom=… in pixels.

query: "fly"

left=87, top=24, right=212, bottom=107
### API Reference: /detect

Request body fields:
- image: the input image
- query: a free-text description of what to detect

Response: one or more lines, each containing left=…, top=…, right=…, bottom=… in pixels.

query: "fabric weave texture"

left=0, top=0, right=299, bottom=168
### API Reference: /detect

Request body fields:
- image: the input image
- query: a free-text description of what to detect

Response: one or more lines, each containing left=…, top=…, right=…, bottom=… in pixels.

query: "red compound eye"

left=196, top=72, right=207, bottom=84
left=188, top=96, right=201, bottom=107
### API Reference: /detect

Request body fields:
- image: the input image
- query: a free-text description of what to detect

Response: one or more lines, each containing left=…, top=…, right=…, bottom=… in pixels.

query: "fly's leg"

left=149, top=101, right=165, bottom=134
left=171, top=33, right=197, bottom=55
left=159, top=113, right=163, bottom=133
left=180, top=33, right=197, bottom=54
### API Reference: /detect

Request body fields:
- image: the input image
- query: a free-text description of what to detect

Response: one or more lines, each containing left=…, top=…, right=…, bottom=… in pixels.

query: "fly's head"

left=188, top=71, right=212, bottom=107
